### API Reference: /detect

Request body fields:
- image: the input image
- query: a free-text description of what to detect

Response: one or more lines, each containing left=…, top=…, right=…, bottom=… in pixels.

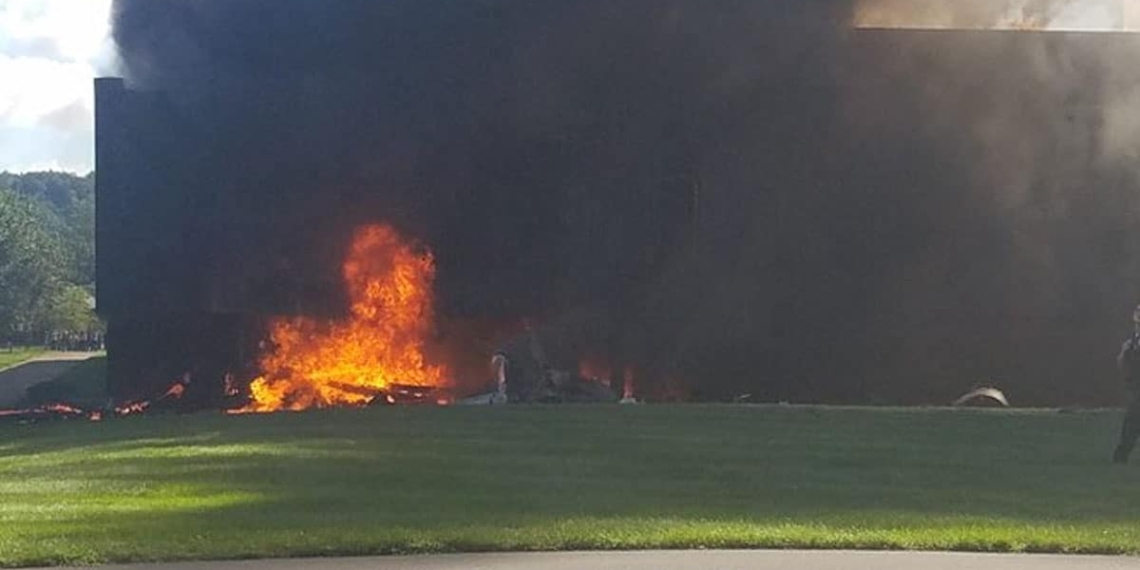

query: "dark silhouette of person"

left=1113, top=304, right=1140, bottom=464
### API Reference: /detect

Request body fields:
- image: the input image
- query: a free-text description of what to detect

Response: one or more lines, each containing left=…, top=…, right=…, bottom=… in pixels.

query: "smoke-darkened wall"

left=102, top=0, right=1140, bottom=406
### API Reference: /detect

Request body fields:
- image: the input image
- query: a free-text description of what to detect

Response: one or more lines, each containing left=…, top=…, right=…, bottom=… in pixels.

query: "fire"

left=0, top=377, right=187, bottom=423
left=578, top=356, right=636, bottom=399
left=578, top=356, right=612, bottom=386
left=238, top=224, right=448, bottom=412
left=114, top=401, right=148, bottom=417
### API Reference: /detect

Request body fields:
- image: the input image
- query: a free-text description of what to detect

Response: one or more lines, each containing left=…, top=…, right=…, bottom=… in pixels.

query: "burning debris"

left=579, top=357, right=638, bottom=403
left=3, top=221, right=620, bottom=423
left=100, top=1, right=1140, bottom=408
left=484, top=325, right=617, bottom=405
left=0, top=403, right=92, bottom=423
left=113, top=374, right=189, bottom=417
left=236, top=224, right=449, bottom=413
left=230, top=224, right=617, bottom=411
left=0, top=375, right=190, bottom=424
left=373, top=384, right=452, bottom=407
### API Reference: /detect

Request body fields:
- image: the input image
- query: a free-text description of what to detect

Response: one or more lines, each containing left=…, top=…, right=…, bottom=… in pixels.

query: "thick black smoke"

left=109, top=1, right=1140, bottom=405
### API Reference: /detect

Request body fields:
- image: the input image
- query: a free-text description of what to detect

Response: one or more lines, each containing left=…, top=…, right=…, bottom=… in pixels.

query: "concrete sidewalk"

left=0, top=352, right=99, bottom=407
left=79, top=550, right=1138, bottom=570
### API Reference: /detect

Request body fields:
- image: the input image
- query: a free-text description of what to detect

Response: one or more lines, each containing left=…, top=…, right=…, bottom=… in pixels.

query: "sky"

left=0, top=0, right=1138, bottom=174
left=0, top=0, right=113, bottom=174
left=854, top=0, right=1140, bottom=30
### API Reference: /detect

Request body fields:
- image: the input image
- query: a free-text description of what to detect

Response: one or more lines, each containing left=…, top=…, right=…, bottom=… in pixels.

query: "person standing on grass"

left=1113, top=303, right=1140, bottom=464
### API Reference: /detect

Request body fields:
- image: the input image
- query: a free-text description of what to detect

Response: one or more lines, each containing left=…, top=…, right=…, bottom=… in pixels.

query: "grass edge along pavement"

left=0, top=405, right=1137, bottom=567
left=0, top=347, right=45, bottom=372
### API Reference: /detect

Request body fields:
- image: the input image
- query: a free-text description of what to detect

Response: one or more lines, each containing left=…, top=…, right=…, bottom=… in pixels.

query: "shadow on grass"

left=0, top=406, right=1137, bottom=566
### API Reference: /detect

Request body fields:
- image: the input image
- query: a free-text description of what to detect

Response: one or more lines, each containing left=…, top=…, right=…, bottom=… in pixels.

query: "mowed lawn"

left=0, top=348, right=44, bottom=371
left=0, top=405, right=1137, bottom=567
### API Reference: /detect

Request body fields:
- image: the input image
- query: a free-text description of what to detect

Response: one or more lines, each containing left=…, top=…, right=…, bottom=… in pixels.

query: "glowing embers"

left=852, top=0, right=1140, bottom=32
left=0, top=377, right=188, bottom=423
left=238, top=224, right=449, bottom=413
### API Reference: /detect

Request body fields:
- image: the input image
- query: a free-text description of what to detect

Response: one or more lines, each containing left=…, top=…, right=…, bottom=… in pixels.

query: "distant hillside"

left=0, top=171, right=98, bottom=342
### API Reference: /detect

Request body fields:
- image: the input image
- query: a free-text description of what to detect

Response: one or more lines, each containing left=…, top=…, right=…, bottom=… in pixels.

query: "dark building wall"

left=96, top=79, right=272, bottom=398
left=97, top=8, right=1140, bottom=405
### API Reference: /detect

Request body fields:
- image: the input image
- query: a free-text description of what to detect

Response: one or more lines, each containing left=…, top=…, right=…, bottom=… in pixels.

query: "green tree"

left=0, top=188, right=68, bottom=339
left=0, top=171, right=95, bottom=286
left=44, top=284, right=100, bottom=333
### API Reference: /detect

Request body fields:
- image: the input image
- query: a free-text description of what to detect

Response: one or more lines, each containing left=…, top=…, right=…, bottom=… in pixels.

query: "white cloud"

left=853, top=0, right=1140, bottom=31
left=0, top=55, right=95, bottom=128
left=0, top=0, right=113, bottom=64
left=0, top=0, right=112, bottom=173
left=0, top=123, right=90, bottom=173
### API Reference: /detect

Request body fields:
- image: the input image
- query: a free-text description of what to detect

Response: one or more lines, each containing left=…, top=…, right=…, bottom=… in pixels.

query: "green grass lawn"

left=0, top=348, right=44, bottom=371
left=0, top=405, right=1137, bottom=567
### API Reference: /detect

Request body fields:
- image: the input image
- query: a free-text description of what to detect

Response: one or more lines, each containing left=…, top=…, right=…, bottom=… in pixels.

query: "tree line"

left=0, top=171, right=99, bottom=346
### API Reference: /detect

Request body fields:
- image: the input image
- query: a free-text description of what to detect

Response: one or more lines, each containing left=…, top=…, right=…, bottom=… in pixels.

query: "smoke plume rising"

left=107, top=0, right=1140, bottom=405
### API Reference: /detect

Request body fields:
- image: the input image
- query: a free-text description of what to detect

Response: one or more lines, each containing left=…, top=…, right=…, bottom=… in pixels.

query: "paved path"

left=81, top=551, right=1137, bottom=570
left=0, top=352, right=98, bottom=407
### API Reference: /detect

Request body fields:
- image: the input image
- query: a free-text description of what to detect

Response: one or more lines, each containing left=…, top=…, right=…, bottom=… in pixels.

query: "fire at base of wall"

left=105, top=312, right=257, bottom=407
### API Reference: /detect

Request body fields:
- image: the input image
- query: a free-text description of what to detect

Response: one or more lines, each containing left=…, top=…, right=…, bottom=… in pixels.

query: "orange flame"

left=238, top=224, right=448, bottom=412
left=114, top=377, right=187, bottom=417
left=162, top=382, right=186, bottom=400
left=114, top=401, right=148, bottom=416
left=579, top=356, right=636, bottom=398
left=577, top=356, right=612, bottom=386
